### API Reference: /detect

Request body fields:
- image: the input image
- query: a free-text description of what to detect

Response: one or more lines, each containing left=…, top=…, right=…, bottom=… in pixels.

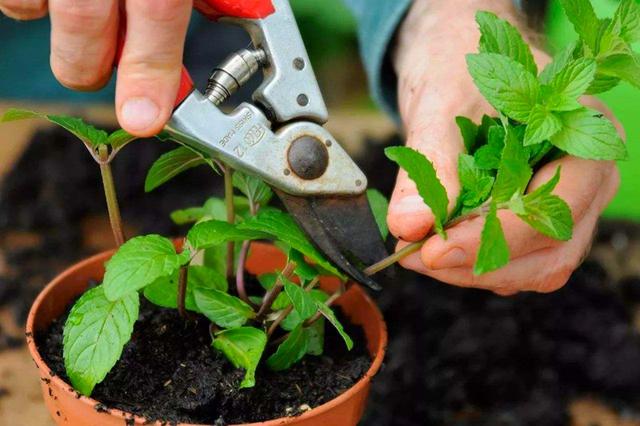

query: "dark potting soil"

left=37, top=298, right=371, bottom=424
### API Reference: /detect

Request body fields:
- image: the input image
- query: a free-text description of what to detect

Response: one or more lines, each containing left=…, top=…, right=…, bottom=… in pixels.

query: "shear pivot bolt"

left=287, top=136, right=329, bottom=180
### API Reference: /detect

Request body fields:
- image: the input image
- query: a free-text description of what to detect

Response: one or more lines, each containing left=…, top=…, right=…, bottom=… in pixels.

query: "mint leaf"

left=466, top=53, right=540, bottom=122
left=1, top=109, right=108, bottom=147
left=315, top=301, right=353, bottom=350
left=474, top=125, right=505, bottom=170
left=540, top=42, right=577, bottom=84
left=187, top=220, right=269, bottom=251
left=239, top=210, right=344, bottom=278
left=550, top=108, right=627, bottom=160
left=476, top=11, right=537, bottom=75
left=266, top=325, right=309, bottom=371
left=281, top=290, right=328, bottom=331
left=284, top=280, right=317, bottom=321
left=232, top=171, right=273, bottom=207
left=458, top=154, right=494, bottom=209
left=492, top=126, right=532, bottom=203
left=145, top=147, right=209, bottom=192
left=103, top=235, right=189, bottom=301
left=171, top=197, right=250, bottom=225
left=515, top=168, right=574, bottom=241
left=548, top=58, right=597, bottom=105
left=610, top=0, right=640, bottom=44
left=63, top=286, right=139, bottom=396
left=474, top=206, right=509, bottom=275
left=257, top=273, right=278, bottom=290
left=524, top=106, right=562, bottom=146
left=106, top=129, right=137, bottom=151
left=288, top=249, right=320, bottom=284
left=385, top=146, right=449, bottom=237
left=193, top=287, right=255, bottom=328
left=143, top=265, right=228, bottom=311
left=598, top=52, right=640, bottom=89
left=306, top=318, right=325, bottom=356
left=456, top=116, right=480, bottom=153
left=366, top=189, right=389, bottom=240
left=559, top=0, right=601, bottom=51
left=212, top=327, right=267, bottom=388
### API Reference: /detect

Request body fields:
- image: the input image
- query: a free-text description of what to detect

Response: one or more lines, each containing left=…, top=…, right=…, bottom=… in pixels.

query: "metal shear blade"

left=276, top=190, right=388, bottom=290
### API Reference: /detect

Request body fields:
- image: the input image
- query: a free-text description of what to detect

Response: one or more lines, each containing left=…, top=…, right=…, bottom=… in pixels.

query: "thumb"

left=387, top=115, right=464, bottom=242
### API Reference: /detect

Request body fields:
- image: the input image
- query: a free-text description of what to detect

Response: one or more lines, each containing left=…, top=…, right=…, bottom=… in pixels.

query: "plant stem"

left=364, top=204, right=490, bottom=276
left=267, top=277, right=319, bottom=337
left=255, top=261, right=296, bottom=321
left=235, top=241, right=253, bottom=305
left=177, top=266, right=189, bottom=318
left=224, top=165, right=236, bottom=278
left=98, top=146, right=125, bottom=247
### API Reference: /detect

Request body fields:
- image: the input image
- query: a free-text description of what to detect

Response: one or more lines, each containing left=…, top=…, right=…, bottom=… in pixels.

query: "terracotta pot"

left=26, top=242, right=387, bottom=426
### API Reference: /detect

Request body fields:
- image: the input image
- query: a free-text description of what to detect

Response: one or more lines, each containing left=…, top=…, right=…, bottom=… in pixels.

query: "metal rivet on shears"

left=287, top=136, right=329, bottom=180
left=293, top=57, right=305, bottom=70
left=297, top=94, right=309, bottom=106
left=325, top=140, right=332, bottom=147
left=355, top=179, right=363, bottom=187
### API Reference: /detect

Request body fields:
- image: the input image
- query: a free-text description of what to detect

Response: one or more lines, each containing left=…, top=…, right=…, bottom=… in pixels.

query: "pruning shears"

left=118, top=0, right=388, bottom=289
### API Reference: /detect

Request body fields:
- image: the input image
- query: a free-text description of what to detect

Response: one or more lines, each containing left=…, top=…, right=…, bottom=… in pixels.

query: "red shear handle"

left=115, top=0, right=275, bottom=107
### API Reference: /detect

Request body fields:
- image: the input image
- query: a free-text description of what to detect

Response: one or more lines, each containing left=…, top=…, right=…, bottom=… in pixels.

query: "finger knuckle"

left=133, top=0, right=188, bottom=23
left=51, top=53, right=109, bottom=90
left=533, top=265, right=573, bottom=293
left=50, top=0, right=113, bottom=32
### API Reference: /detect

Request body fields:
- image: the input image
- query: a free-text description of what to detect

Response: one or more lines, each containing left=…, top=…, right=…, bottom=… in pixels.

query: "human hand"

left=0, top=0, right=193, bottom=137
left=388, top=0, right=621, bottom=295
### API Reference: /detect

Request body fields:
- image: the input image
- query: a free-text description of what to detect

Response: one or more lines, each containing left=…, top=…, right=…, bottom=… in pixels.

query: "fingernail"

left=390, top=195, right=430, bottom=214
left=121, top=97, right=159, bottom=131
left=431, top=248, right=467, bottom=270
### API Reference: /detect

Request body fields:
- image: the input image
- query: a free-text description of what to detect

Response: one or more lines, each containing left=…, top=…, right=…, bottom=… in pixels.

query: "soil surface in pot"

left=37, top=296, right=371, bottom=425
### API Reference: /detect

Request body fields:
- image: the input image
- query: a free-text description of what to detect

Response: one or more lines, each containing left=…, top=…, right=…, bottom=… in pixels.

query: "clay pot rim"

left=26, top=244, right=388, bottom=426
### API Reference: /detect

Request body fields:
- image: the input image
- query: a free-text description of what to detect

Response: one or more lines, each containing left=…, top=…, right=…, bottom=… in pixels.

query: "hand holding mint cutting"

left=388, top=0, right=636, bottom=295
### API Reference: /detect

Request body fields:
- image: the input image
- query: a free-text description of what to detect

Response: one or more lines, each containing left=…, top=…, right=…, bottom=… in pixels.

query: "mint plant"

left=370, top=0, right=639, bottom=276
left=0, top=109, right=137, bottom=246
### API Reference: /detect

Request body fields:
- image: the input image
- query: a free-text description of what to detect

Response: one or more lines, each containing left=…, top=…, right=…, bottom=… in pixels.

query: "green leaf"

left=550, top=108, right=627, bottom=160
left=103, top=235, right=189, bottom=301
left=266, top=325, right=309, bottom=371
left=458, top=154, right=494, bottom=209
left=239, top=210, right=344, bottom=278
left=305, top=318, right=325, bottom=356
left=258, top=273, right=279, bottom=290
left=598, top=52, right=640, bottom=89
left=366, top=189, right=389, bottom=240
left=315, top=301, right=353, bottom=350
left=516, top=168, right=574, bottom=241
left=524, top=106, right=562, bottom=146
left=271, top=292, right=292, bottom=310
left=171, top=197, right=250, bottom=225
left=476, top=11, right=537, bottom=74
left=610, top=0, right=640, bottom=44
left=466, top=53, right=540, bottom=122
left=281, top=290, right=328, bottom=331
left=143, top=265, right=228, bottom=311
left=548, top=58, right=597, bottom=103
left=456, top=116, right=480, bottom=153
left=540, top=42, right=578, bottom=84
left=474, top=125, right=505, bottom=170
left=559, top=0, right=601, bottom=51
left=492, top=126, right=532, bottom=203
left=212, top=327, right=266, bottom=388
left=288, top=249, right=320, bottom=284
left=474, top=206, right=509, bottom=275
left=63, top=286, right=139, bottom=396
left=1, top=109, right=108, bottom=147
left=385, top=146, right=449, bottom=237
left=587, top=74, right=622, bottom=94
left=193, top=287, right=255, bottom=328
left=187, top=220, right=269, bottom=251
left=145, top=147, right=208, bottom=192
left=232, top=171, right=273, bottom=207
left=284, top=280, right=317, bottom=321
left=106, top=129, right=137, bottom=151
